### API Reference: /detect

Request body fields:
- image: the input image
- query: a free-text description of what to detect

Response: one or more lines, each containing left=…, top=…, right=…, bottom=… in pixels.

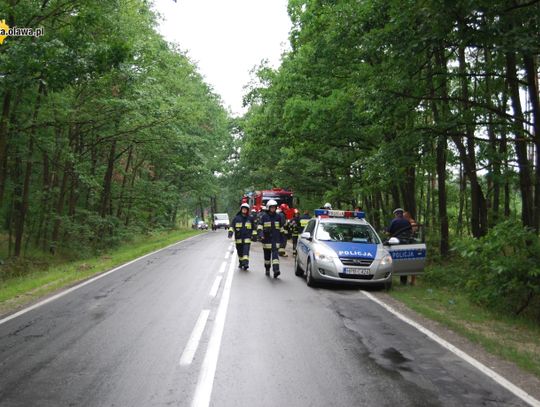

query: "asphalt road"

left=0, top=231, right=533, bottom=406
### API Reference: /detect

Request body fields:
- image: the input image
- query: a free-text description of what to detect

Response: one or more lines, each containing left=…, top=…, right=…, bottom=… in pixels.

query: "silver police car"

left=294, top=210, right=426, bottom=288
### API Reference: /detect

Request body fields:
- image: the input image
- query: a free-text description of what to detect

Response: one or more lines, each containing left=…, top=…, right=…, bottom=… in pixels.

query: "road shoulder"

left=371, top=290, right=540, bottom=402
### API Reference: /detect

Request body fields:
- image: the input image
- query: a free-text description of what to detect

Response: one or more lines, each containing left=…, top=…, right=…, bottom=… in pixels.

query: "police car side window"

left=304, top=220, right=315, bottom=235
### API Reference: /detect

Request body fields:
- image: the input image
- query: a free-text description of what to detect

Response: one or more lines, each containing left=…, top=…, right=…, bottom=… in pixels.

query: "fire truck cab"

left=246, top=188, right=296, bottom=220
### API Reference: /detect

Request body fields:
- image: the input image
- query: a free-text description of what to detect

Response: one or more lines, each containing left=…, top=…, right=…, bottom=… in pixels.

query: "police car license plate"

left=343, top=267, right=371, bottom=275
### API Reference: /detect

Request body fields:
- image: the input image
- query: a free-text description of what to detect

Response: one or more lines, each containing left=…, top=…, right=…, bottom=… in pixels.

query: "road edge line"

left=361, top=290, right=540, bottom=407
left=0, top=233, right=203, bottom=326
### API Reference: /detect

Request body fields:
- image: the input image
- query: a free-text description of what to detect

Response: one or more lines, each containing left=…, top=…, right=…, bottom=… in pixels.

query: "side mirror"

left=300, top=232, right=312, bottom=240
left=387, top=237, right=400, bottom=245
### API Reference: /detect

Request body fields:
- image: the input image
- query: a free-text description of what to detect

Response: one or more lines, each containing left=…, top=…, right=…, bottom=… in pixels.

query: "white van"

left=213, top=213, right=230, bottom=230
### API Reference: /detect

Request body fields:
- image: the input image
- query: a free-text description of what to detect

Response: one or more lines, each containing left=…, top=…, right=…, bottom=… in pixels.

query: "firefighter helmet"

left=240, top=203, right=250, bottom=210
left=280, top=203, right=289, bottom=211
left=267, top=199, right=278, bottom=208
left=324, top=202, right=332, bottom=209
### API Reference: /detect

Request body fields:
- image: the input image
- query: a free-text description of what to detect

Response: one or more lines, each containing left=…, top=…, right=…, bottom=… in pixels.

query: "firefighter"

left=257, top=199, right=285, bottom=278
left=251, top=208, right=258, bottom=229
left=256, top=205, right=266, bottom=230
left=299, top=209, right=311, bottom=231
left=278, top=203, right=289, bottom=257
left=228, top=203, right=257, bottom=270
left=289, top=209, right=303, bottom=256
left=323, top=202, right=332, bottom=210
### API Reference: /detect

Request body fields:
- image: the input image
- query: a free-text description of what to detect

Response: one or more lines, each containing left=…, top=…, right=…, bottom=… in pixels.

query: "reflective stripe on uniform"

left=263, top=222, right=271, bottom=227
left=257, top=225, right=263, bottom=231
left=240, top=255, right=249, bottom=261
left=235, top=222, right=243, bottom=228
left=245, top=223, right=252, bottom=230
left=274, top=221, right=280, bottom=227
left=236, top=239, right=242, bottom=244
left=264, top=260, right=271, bottom=265
left=263, top=244, right=272, bottom=249
left=272, top=259, right=280, bottom=265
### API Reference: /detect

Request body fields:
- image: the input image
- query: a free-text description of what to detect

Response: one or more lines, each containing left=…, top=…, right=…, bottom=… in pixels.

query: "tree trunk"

left=457, top=43, right=488, bottom=237
left=0, top=90, right=12, bottom=205
left=116, top=144, right=133, bottom=218
left=100, top=139, right=117, bottom=218
left=400, top=166, right=417, bottom=219
left=506, top=51, right=534, bottom=228
left=523, top=54, right=540, bottom=231
left=14, top=84, right=44, bottom=256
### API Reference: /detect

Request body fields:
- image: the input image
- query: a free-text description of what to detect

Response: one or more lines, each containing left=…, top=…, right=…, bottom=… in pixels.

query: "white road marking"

left=179, top=309, right=211, bottom=366
left=0, top=233, right=203, bottom=326
left=224, top=250, right=230, bottom=259
left=217, top=262, right=226, bottom=274
left=191, top=252, right=237, bottom=407
left=362, top=291, right=540, bottom=407
left=209, top=276, right=222, bottom=298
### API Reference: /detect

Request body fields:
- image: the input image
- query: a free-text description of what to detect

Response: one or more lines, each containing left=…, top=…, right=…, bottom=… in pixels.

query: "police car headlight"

left=314, top=248, right=337, bottom=262
left=380, top=254, right=393, bottom=266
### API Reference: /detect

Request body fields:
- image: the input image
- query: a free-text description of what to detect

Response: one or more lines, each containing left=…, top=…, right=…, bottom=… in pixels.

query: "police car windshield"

left=316, top=222, right=380, bottom=244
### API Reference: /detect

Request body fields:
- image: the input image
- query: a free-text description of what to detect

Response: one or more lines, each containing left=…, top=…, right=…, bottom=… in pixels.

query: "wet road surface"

left=0, top=231, right=532, bottom=406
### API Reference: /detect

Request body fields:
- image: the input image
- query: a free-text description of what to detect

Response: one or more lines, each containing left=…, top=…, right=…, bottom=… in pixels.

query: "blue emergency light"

left=314, top=209, right=366, bottom=219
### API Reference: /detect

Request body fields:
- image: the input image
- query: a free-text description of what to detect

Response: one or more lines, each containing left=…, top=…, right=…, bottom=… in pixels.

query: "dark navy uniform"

left=288, top=214, right=303, bottom=256
left=229, top=212, right=257, bottom=269
left=258, top=211, right=285, bottom=276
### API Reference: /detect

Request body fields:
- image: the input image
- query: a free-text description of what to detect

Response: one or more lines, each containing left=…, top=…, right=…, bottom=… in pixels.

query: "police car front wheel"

left=306, top=260, right=317, bottom=287
left=294, top=255, right=303, bottom=277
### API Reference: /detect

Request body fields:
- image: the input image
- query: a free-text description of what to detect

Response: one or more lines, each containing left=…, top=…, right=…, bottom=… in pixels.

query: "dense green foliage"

left=458, top=221, right=540, bottom=316
left=233, top=0, right=539, bottom=253
left=0, top=1, right=230, bottom=260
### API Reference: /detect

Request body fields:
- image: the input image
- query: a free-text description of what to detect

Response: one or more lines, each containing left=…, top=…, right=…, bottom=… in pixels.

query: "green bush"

left=457, top=221, right=540, bottom=317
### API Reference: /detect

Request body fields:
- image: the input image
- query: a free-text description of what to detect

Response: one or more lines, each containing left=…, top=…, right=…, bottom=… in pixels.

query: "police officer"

left=228, top=203, right=257, bottom=270
left=257, top=199, right=285, bottom=278
left=386, top=208, right=412, bottom=242
left=323, top=202, right=332, bottom=210
left=289, top=209, right=303, bottom=256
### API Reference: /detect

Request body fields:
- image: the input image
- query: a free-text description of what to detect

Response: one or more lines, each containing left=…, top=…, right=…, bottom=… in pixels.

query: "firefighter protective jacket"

left=258, top=211, right=285, bottom=244
left=229, top=212, right=257, bottom=242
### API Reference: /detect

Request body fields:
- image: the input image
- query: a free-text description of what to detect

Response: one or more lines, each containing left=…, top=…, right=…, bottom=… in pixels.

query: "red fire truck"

left=242, top=188, right=296, bottom=220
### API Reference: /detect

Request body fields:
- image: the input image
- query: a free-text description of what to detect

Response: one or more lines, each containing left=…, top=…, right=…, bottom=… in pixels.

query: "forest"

left=0, top=0, right=231, bottom=260
left=0, top=0, right=539, bottom=316
left=227, top=0, right=540, bottom=316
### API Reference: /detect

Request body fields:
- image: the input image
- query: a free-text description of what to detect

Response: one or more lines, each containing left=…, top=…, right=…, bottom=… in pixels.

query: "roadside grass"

left=0, top=228, right=202, bottom=316
left=390, top=276, right=540, bottom=379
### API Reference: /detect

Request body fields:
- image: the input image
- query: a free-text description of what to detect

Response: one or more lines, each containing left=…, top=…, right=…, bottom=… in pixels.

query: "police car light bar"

left=315, top=209, right=365, bottom=219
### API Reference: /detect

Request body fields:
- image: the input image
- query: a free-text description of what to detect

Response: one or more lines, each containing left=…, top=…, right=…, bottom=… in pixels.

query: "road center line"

left=209, top=276, right=222, bottom=298
left=191, top=252, right=237, bottom=407
left=179, top=309, right=211, bottom=366
left=361, top=291, right=540, bottom=407
left=217, top=262, right=226, bottom=274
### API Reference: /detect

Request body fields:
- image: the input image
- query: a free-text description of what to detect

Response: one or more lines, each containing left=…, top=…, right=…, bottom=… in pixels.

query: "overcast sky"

left=152, top=0, right=292, bottom=116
